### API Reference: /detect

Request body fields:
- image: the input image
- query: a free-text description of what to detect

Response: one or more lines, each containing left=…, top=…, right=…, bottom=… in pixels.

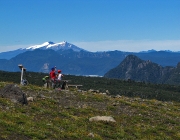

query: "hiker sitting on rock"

left=42, top=75, right=50, bottom=88
left=56, top=70, right=64, bottom=88
left=49, top=67, right=56, bottom=88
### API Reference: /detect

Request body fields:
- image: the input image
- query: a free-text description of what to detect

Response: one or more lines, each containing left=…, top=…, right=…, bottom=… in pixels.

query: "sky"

left=0, top=0, right=180, bottom=53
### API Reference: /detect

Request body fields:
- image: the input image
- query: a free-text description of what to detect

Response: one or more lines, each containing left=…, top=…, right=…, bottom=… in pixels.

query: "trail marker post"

left=18, top=64, right=27, bottom=85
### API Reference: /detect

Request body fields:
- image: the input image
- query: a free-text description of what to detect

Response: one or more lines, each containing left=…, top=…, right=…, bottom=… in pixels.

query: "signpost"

left=18, top=64, right=27, bottom=85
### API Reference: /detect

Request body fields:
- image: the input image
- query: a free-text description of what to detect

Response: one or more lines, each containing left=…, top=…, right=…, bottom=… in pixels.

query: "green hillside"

left=0, top=70, right=180, bottom=102
left=0, top=82, right=180, bottom=140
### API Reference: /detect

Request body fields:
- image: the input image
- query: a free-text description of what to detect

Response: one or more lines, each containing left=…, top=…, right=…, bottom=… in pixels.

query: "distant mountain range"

left=104, top=55, right=180, bottom=85
left=1, top=41, right=180, bottom=78
left=0, top=49, right=126, bottom=75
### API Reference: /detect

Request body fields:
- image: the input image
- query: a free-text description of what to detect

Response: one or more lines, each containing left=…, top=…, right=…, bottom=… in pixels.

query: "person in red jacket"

left=49, top=67, right=56, bottom=88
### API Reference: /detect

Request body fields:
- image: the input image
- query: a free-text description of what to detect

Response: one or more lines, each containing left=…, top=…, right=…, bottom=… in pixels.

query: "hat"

left=58, top=70, right=61, bottom=73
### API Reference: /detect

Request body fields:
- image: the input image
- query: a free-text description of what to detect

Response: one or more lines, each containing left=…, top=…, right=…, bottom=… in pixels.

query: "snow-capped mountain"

left=26, top=41, right=85, bottom=52
left=0, top=41, right=86, bottom=59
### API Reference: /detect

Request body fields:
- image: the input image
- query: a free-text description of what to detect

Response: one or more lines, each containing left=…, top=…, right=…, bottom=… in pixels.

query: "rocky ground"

left=0, top=84, right=137, bottom=117
left=0, top=83, right=180, bottom=139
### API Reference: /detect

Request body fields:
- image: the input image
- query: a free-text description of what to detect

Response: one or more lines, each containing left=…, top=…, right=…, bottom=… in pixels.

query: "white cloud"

left=73, top=40, right=180, bottom=52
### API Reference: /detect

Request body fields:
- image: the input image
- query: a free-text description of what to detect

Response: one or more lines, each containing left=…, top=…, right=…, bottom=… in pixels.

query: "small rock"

left=116, top=95, right=121, bottom=98
left=89, top=116, right=116, bottom=123
left=88, top=132, right=94, bottom=137
left=6, top=107, right=9, bottom=110
left=106, top=90, right=110, bottom=95
left=27, top=97, right=34, bottom=102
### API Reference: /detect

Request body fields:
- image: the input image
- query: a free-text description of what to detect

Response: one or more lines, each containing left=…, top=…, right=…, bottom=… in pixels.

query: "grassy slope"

left=0, top=82, right=180, bottom=140
left=1, top=70, right=180, bottom=102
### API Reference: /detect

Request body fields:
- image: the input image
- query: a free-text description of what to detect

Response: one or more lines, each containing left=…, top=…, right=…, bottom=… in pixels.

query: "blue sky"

left=0, top=0, right=180, bottom=52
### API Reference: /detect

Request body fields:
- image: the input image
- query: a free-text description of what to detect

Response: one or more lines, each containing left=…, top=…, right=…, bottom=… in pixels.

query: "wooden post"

left=18, top=64, right=26, bottom=85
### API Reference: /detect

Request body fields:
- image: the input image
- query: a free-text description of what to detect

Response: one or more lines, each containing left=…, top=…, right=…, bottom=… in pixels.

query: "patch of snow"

left=25, top=41, right=86, bottom=52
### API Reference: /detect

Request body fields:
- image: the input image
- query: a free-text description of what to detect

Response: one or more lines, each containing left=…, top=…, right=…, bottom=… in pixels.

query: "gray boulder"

left=0, top=84, right=28, bottom=105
